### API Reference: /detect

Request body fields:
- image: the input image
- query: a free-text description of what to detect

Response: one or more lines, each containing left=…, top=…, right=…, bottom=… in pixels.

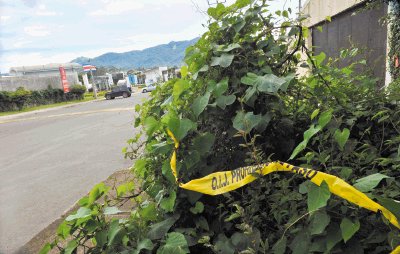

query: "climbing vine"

left=41, top=1, right=400, bottom=253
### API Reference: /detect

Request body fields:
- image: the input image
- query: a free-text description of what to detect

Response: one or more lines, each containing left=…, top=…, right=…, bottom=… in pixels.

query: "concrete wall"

left=0, top=73, right=79, bottom=92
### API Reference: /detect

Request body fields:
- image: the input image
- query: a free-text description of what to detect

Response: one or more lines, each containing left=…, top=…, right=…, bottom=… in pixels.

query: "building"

left=144, top=67, right=168, bottom=84
left=302, top=0, right=390, bottom=85
left=0, top=63, right=82, bottom=91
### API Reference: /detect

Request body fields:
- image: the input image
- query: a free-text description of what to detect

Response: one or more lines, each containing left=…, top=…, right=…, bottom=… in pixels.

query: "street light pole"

left=90, top=68, right=97, bottom=99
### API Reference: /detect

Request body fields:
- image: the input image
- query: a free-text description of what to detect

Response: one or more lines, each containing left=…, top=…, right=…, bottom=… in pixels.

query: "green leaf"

left=310, top=210, right=330, bottom=235
left=213, top=78, right=229, bottom=97
left=173, top=80, right=190, bottom=100
left=241, top=73, right=286, bottom=94
left=340, top=218, right=360, bottom=243
left=144, top=116, right=160, bottom=136
left=157, top=232, right=189, bottom=254
left=139, top=202, right=158, bottom=221
left=132, top=239, right=154, bottom=254
left=210, top=54, right=235, bottom=68
left=216, top=95, right=236, bottom=110
left=108, top=219, right=123, bottom=246
left=272, top=236, right=287, bottom=254
left=334, top=128, right=350, bottom=150
left=215, top=43, right=241, bottom=52
left=104, top=206, right=122, bottom=215
left=289, top=125, right=321, bottom=160
left=162, top=160, right=176, bottom=184
left=317, top=110, right=332, bottom=129
left=233, top=111, right=262, bottom=133
left=235, top=0, right=251, bottom=8
left=193, top=133, right=215, bottom=155
left=311, top=109, right=320, bottom=120
left=353, top=173, right=391, bottom=192
left=290, top=230, right=310, bottom=254
left=88, top=182, right=108, bottom=205
left=148, top=215, right=180, bottom=240
left=326, top=223, right=342, bottom=251
left=190, top=201, right=204, bottom=214
left=39, top=243, right=52, bottom=254
left=326, top=16, right=332, bottom=22
left=64, top=240, right=78, bottom=254
left=160, top=190, right=177, bottom=212
left=307, top=181, right=331, bottom=212
left=66, top=207, right=91, bottom=221
left=376, top=197, right=400, bottom=221
left=192, top=92, right=210, bottom=117
left=167, top=116, right=197, bottom=141
left=180, top=66, right=188, bottom=78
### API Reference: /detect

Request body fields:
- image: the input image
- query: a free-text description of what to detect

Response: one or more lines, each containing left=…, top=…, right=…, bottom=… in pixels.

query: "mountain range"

left=71, top=38, right=199, bottom=69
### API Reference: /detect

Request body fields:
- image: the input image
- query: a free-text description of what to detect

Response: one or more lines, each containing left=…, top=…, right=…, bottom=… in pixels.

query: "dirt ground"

left=17, top=169, right=136, bottom=254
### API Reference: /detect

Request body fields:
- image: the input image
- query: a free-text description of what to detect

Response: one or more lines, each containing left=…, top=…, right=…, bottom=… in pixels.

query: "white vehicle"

left=141, top=84, right=157, bottom=93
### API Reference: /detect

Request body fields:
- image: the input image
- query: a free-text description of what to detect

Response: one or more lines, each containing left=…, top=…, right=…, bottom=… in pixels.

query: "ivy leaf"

left=216, top=95, right=236, bottom=110
left=241, top=73, right=286, bottom=94
left=173, top=80, right=190, bottom=100
left=144, top=116, right=160, bottom=136
left=272, top=236, right=287, bottom=254
left=190, top=201, right=204, bottom=214
left=318, top=110, right=333, bottom=128
left=66, top=207, right=91, bottom=221
left=376, top=197, right=400, bottom=221
left=215, top=43, right=241, bottom=52
left=167, top=116, right=197, bottom=141
left=340, top=218, right=360, bottom=243
left=353, top=173, right=391, bottom=192
left=132, top=239, right=154, bottom=254
left=233, top=19, right=246, bottom=33
left=213, top=78, right=229, bottom=97
left=311, top=109, right=320, bottom=120
left=192, top=92, right=210, bottom=117
left=64, top=240, right=78, bottom=254
left=310, top=210, right=330, bottom=235
left=307, top=181, right=331, bottom=212
left=289, top=230, right=311, bottom=254
left=160, top=190, right=177, bottom=212
left=210, top=54, right=235, bottom=68
left=193, top=133, right=215, bottom=155
left=108, top=219, right=123, bottom=246
left=148, top=215, right=180, bottom=240
left=233, top=111, right=262, bottom=133
left=139, top=202, right=158, bottom=222
left=180, top=66, right=188, bottom=78
left=326, top=223, right=342, bottom=252
left=104, top=207, right=122, bottom=215
left=289, top=125, right=321, bottom=160
left=157, top=232, right=189, bottom=254
left=334, top=128, right=350, bottom=150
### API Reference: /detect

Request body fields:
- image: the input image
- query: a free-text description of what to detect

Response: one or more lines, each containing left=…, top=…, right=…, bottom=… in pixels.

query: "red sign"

left=59, top=66, right=69, bottom=93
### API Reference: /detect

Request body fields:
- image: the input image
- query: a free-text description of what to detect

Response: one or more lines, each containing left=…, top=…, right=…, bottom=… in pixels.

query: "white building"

left=144, top=67, right=168, bottom=84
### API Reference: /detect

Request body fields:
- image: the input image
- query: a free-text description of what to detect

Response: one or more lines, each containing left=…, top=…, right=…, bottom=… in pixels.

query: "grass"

left=0, top=91, right=107, bottom=117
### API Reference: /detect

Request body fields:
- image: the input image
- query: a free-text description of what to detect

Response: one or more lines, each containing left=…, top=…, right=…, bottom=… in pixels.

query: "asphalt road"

left=0, top=93, right=148, bottom=253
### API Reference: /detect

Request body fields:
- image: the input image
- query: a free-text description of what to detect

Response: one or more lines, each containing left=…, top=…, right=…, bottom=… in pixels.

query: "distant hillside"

left=71, top=38, right=199, bottom=69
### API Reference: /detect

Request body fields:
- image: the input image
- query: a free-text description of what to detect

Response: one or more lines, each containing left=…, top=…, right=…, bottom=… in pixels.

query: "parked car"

left=105, top=85, right=131, bottom=100
left=141, top=84, right=157, bottom=93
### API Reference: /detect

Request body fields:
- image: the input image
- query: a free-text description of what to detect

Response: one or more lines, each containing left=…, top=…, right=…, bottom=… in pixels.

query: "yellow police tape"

left=167, top=130, right=400, bottom=253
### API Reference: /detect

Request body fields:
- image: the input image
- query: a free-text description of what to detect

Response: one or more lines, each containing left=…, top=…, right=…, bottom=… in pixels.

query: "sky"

left=0, top=0, right=298, bottom=73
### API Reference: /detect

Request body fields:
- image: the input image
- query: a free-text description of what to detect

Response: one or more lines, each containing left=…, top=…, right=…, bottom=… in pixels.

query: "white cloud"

left=13, top=39, right=32, bottom=48
left=89, top=0, right=144, bottom=16
left=35, top=4, right=61, bottom=16
left=24, top=25, right=50, bottom=37
left=0, top=15, right=11, bottom=22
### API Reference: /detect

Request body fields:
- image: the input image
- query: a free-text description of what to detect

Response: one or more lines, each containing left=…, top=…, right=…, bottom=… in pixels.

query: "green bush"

left=42, top=1, right=400, bottom=253
left=0, top=85, right=86, bottom=112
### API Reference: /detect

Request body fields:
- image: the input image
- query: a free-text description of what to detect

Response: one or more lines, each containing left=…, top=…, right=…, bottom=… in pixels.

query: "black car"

left=105, top=85, right=131, bottom=100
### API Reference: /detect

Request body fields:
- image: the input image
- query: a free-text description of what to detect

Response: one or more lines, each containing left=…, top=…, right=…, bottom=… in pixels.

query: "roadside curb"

left=17, top=169, right=133, bottom=254
left=0, top=98, right=105, bottom=121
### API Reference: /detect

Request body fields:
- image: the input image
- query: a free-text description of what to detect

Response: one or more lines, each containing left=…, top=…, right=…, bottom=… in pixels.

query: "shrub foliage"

left=0, top=85, right=86, bottom=112
left=43, top=1, right=400, bottom=253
